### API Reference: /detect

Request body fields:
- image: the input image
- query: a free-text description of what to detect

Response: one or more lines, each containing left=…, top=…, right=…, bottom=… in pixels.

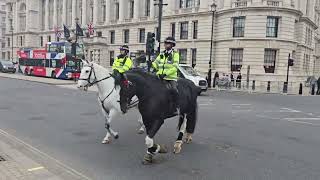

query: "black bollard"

left=283, top=82, right=288, bottom=93
left=267, top=81, right=271, bottom=92
left=252, top=80, right=255, bottom=91
left=311, top=84, right=315, bottom=95
left=299, top=83, right=303, bottom=95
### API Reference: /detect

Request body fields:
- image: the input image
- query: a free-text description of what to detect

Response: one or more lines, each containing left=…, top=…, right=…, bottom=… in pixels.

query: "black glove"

left=159, top=74, right=166, bottom=80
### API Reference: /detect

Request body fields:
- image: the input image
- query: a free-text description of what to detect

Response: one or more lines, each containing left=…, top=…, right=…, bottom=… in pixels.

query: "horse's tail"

left=186, top=98, right=198, bottom=134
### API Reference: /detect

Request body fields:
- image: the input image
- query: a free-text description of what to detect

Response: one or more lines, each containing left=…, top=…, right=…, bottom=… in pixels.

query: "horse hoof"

left=137, top=129, right=145, bottom=134
left=173, top=142, right=182, bottom=154
left=102, top=139, right=111, bottom=144
left=142, top=154, right=153, bottom=165
left=158, top=145, right=168, bottom=154
left=185, top=134, right=192, bottom=144
left=114, top=134, right=119, bottom=139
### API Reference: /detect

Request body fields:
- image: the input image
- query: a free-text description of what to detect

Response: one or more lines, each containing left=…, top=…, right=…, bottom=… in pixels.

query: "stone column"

left=133, top=0, right=139, bottom=20
left=82, top=0, right=87, bottom=25
left=15, top=2, right=19, bottom=32
left=53, top=0, right=57, bottom=28
left=71, top=0, right=77, bottom=27
left=93, top=0, right=98, bottom=24
left=119, top=0, right=125, bottom=21
left=150, top=0, right=154, bottom=18
left=105, top=0, right=110, bottom=24
left=62, top=0, right=67, bottom=25
left=45, top=0, right=49, bottom=30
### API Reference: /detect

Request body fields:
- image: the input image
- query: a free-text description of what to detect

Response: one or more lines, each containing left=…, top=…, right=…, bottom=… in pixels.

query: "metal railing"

left=214, top=79, right=319, bottom=95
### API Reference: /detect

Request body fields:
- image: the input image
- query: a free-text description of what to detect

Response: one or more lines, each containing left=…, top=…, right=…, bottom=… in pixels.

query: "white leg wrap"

left=145, top=136, right=154, bottom=148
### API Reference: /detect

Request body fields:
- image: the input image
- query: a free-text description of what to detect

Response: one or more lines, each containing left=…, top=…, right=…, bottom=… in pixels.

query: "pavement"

left=1, top=74, right=320, bottom=179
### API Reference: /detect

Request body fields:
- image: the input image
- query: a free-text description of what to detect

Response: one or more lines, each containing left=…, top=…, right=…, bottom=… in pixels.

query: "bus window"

left=45, top=59, right=50, bottom=67
left=19, top=58, right=25, bottom=66
left=67, top=60, right=75, bottom=67
left=51, top=59, right=62, bottom=68
left=48, top=44, right=65, bottom=53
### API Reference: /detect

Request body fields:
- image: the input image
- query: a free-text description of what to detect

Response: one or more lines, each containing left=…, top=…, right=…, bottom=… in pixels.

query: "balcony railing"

left=124, top=18, right=132, bottom=23
left=110, top=20, right=118, bottom=24
left=263, top=0, right=282, bottom=7
left=234, top=1, right=247, bottom=7
left=139, top=16, right=148, bottom=21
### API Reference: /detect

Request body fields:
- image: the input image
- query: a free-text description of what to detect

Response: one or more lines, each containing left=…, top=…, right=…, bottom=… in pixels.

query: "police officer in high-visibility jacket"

left=152, top=37, right=180, bottom=113
left=112, top=45, right=133, bottom=85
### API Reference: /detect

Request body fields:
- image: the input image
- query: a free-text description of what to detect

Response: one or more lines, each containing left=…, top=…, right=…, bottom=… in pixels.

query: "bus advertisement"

left=18, top=41, right=84, bottom=80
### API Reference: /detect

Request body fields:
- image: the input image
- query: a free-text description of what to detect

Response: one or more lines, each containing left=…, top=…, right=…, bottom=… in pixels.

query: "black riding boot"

left=167, top=81, right=179, bottom=114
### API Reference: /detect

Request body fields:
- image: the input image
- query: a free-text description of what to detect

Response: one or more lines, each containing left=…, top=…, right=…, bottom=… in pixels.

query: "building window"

left=7, top=38, right=10, bottom=47
left=48, top=35, right=51, bottom=42
left=124, top=29, right=130, bottom=43
left=20, top=36, right=23, bottom=46
left=191, top=48, right=197, bottom=67
left=264, top=49, right=277, bottom=73
left=179, top=49, right=187, bottom=64
left=233, top=17, right=245, bottom=37
left=129, top=0, right=134, bottom=19
left=266, top=16, right=279, bottom=38
left=180, top=22, right=188, bottom=40
left=145, top=0, right=150, bottom=16
left=7, top=52, right=10, bottom=60
left=171, top=23, right=176, bottom=38
left=1, top=42, right=5, bottom=48
left=179, top=0, right=185, bottom=8
left=110, top=31, right=115, bottom=44
left=102, top=0, right=106, bottom=22
left=193, top=21, right=198, bottom=39
left=139, top=28, right=145, bottom=43
left=186, top=0, right=193, bottom=8
left=305, top=27, right=313, bottom=46
left=303, top=54, right=310, bottom=74
left=115, top=3, right=119, bottom=20
left=97, top=31, right=102, bottom=37
left=231, top=49, right=243, bottom=72
left=109, top=51, right=114, bottom=66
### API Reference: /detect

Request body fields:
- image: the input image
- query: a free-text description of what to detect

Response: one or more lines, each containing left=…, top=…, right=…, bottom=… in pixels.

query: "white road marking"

left=27, top=166, right=45, bottom=172
left=232, top=104, right=251, bottom=106
left=283, top=118, right=320, bottom=121
left=280, top=108, right=301, bottom=113
left=283, top=120, right=320, bottom=126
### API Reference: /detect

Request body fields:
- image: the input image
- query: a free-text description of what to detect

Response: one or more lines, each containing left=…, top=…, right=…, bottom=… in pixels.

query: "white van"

left=177, top=64, right=208, bottom=93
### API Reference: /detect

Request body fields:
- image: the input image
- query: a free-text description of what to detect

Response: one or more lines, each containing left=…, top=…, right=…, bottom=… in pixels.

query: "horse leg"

left=100, top=106, right=112, bottom=144
left=137, top=115, right=145, bottom=134
left=106, top=108, right=119, bottom=139
left=142, top=119, right=167, bottom=165
left=185, top=103, right=198, bottom=144
left=173, top=114, right=187, bottom=154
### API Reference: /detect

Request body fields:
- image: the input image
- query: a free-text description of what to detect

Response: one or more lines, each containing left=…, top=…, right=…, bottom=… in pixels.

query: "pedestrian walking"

left=213, top=72, right=219, bottom=88
left=236, top=73, right=242, bottom=89
left=317, top=77, right=320, bottom=95
left=230, top=72, right=234, bottom=87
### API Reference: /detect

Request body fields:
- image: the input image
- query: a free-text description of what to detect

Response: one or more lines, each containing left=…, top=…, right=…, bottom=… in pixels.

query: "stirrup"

left=173, top=108, right=180, bottom=116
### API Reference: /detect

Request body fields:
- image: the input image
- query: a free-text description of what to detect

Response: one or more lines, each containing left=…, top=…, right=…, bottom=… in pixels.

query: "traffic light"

left=146, top=32, right=155, bottom=56
left=288, top=58, right=294, bottom=66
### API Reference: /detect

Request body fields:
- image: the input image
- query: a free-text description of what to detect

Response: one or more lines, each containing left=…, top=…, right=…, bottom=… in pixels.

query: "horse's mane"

left=128, top=68, right=159, bottom=81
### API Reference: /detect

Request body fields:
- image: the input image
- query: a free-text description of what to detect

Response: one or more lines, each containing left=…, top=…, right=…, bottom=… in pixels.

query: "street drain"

left=0, top=156, right=6, bottom=162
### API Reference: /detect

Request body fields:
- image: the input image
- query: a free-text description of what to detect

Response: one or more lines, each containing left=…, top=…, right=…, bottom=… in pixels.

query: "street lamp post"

left=208, top=2, right=216, bottom=88
left=11, top=26, right=13, bottom=62
left=154, top=0, right=168, bottom=54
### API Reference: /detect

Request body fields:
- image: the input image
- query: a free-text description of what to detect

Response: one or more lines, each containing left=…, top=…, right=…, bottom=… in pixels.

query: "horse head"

left=77, top=60, right=94, bottom=91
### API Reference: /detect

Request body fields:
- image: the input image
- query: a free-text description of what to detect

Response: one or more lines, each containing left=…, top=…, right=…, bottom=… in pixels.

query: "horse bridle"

left=78, top=64, right=112, bottom=87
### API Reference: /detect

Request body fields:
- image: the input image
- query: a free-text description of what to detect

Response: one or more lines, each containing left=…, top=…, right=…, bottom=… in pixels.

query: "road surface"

left=0, top=77, right=320, bottom=180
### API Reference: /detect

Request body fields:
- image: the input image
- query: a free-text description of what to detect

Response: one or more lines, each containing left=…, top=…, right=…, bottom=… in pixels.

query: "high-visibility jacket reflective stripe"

left=152, top=51, right=179, bottom=80
left=112, top=56, right=133, bottom=73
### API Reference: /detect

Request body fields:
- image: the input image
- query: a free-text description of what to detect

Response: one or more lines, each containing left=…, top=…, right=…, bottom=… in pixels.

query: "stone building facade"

left=0, top=0, right=6, bottom=59
left=2, top=0, right=320, bottom=82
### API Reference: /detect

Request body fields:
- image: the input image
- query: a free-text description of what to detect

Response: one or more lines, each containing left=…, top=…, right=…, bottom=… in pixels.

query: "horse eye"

left=85, top=70, right=89, bottom=73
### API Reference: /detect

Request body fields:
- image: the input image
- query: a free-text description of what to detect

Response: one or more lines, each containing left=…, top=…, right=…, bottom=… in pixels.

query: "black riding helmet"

left=120, top=45, right=130, bottom=52
left=164, top=37, right=176, bottom=47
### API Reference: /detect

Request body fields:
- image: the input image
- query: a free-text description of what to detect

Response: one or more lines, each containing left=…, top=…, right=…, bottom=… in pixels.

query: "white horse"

left=77, top=60, right=144, bottom=144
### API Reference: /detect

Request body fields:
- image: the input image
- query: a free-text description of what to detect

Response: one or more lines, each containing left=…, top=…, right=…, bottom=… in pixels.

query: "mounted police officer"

left=152, top=37, right=180, bottom=113
left=112, top=45, right=133, bottom=85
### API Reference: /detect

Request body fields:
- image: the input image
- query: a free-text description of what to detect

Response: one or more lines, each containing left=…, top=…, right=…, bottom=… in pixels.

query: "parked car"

left=177, top=64, right=208, bottom=94
left=0, top=60, right=16, bottom=73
